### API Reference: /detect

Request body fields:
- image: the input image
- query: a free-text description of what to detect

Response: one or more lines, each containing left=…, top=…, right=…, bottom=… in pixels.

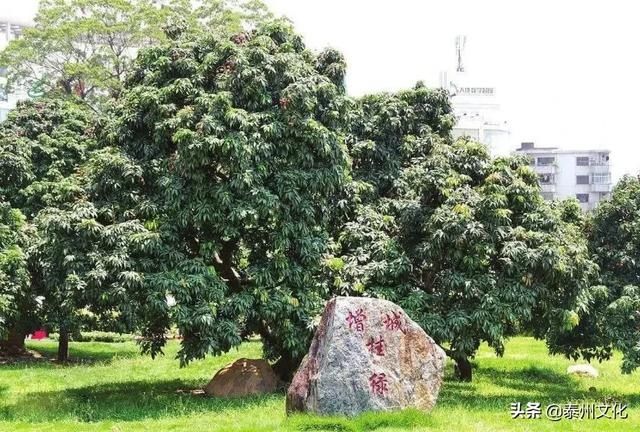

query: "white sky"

left=4, top=0, right=640, bottom=180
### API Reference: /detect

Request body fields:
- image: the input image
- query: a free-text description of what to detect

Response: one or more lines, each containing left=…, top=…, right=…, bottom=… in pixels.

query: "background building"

left=439, top=36, right=511, bottom=156
left=0, top=16, right=30, bottom=121
left=515, top=142, right=612, bottom=211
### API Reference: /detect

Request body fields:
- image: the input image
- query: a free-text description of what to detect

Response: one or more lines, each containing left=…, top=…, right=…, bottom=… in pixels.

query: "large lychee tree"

left=547, top=175, right=640, bottom=374
left=0, top=202, right=32, bottom=354
left=0, top=97, right=148, bottom=361
left=29, top=146, right=149, bottom=361
left=326, top=86, right=598, bottom=381
left=108, top=20, right=350, bottom=378
left=0, top=98, right=92, bottom=353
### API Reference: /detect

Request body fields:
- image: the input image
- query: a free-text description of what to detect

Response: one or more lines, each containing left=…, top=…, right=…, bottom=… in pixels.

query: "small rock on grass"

left=567, top=364, right=598, bottom=378
left=205, top=358, right=279, bottom=397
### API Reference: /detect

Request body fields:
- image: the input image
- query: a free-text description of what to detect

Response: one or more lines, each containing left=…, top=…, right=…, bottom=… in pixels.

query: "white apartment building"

left=0, top=16, right=30, bottom=121
left=515, top=142, right=612, bottom=211
left=439, top=36, right=511, bottom=156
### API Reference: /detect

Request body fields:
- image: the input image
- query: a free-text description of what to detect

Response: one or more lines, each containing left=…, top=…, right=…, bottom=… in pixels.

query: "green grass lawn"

left=0, top=337, right=637, bottom=431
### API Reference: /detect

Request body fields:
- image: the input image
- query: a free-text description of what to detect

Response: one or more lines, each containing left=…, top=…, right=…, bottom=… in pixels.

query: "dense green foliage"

left=32, top=200, right=146, bottom=354
left=0, top=203, right=32, bottom=346
left=0, top=0, right=270, bottom=105
left=326, top=87, right=598, bottom=380
left=0, top=98, right=92, bottom=216
left=0, top=0, right=637, bottom=385
left=0, top=97, right=145, bottom=359
left=106, top=20, right=350, bottom=375
left=0, top=0, right=166, bottom=102
left=0, top=98, right=96, bottom=354
left=550, top=176, right=640, bottom=373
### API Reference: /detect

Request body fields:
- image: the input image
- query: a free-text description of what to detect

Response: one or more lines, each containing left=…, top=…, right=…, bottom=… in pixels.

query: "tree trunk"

left=272, top=353, right=299, bottom=383
left=0, top=327, right=27, bottom=355
left=454, top=356, right=473, bottom=382
left=57, top=331, right=70, bottom=362
left=213, top=240, right=243, bottom=293
left=255, top=321, right=300, bottom=383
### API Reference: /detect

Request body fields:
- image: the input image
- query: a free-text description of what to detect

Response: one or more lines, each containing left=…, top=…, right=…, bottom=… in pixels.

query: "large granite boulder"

left=286, top=296, right=446, bottom=415
left=204, top=358, right=279, bottom=397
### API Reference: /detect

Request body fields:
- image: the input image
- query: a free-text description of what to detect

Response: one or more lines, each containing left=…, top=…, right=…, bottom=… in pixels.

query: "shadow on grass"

left=439, top=365, right=640, bottom=409
left=0, top=379, right=284, bottom=423
left=2, top=361, right=637, bottom=429
left=0, top=376, right=435, bottom=431
left=11, top=342, right=142, bottom=368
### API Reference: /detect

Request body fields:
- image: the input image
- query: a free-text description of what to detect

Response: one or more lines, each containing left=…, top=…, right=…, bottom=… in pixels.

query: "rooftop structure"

left=439, top=35, right=511, bottom=156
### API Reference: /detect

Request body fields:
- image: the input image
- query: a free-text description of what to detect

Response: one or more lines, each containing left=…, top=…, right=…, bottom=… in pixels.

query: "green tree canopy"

left=107, top=20, right=350, bottom=378
left=0, top=96, right=143, bottom=360
left=0, top=0, right=271, bottom=106
left=550, top=176, right=640, bottom=373
left=31, top=196, right=147, bottom=361
left=0, top=97, right=96, bottom=353
left=326, top=86, right=598, bottom=380
left=0, top=202, right=33, bottom=353
left=0, top=98, right=93, bottom=217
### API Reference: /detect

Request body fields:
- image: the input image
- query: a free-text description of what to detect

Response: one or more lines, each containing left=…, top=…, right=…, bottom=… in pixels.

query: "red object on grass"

left=32, top=329, right=47, bottom=340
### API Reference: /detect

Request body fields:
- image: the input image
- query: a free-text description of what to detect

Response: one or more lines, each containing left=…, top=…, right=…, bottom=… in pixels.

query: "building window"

left=537, top=157, right=555, bottom=166
left=576, top=156, right=590, bottom=166
left=591, top=154, right=610, bottom=165
left=538, top=174, right=554, bottom=184
left=576, top=175, right=590, bottom=185
left=592, top=173, right=611, bottom=184
left=576, top=194, right=589, bottom=203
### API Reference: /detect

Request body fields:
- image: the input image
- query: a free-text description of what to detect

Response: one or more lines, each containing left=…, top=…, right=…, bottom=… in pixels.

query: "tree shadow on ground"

left=12, top=342, right=141, bottom=368
left=0, top=379, right=283, bottom=423
left=439, top=365, right=640, bottom=409
left=2, top=362, right=638, bottom=427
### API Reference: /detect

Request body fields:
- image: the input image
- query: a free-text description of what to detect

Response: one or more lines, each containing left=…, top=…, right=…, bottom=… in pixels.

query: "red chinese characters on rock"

left=366, top=335, right=385, bottom=356
left=369, top=372, right=388, bottom=396
left=383, top=311, right=406, bottom=333
left=346, top=308, right=367, bottom=332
